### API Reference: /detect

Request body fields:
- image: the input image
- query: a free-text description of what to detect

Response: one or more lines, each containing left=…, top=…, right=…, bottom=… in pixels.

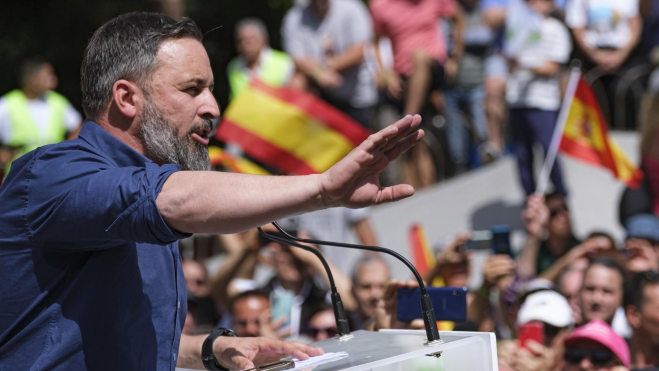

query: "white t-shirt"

left=565, top=0, right=639, bottom=49
left=506, top=17, right=572, bottom=111
left=0, top=93, right=81, bottom=144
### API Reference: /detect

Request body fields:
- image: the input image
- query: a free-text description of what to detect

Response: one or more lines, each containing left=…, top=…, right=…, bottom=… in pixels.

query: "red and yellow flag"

left=559, top=77, right=643, bottom=188
left=215, top=79, right=371, bottom=175
left=408, top=224, right=435, bottom=277
left=208, top=146, right=269, bottom=175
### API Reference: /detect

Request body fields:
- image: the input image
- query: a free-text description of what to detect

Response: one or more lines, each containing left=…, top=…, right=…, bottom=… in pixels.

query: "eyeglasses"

left=564, top=347, right=615, bottom=367
left=307, top=326, right=338, bottom=338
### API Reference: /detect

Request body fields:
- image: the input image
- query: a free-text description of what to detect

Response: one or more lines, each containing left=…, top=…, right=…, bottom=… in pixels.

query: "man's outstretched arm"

left=158, top=115, right=423, bottom=234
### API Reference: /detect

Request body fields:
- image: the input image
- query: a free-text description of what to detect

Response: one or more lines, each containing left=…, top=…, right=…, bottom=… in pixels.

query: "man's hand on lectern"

left=318, top=115, right=424, bottom=209
left=213, top=336, right=323, bottom=370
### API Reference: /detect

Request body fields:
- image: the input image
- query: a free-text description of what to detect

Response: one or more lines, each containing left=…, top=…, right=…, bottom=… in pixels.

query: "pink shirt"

left=370, top=0, right=457, bottom=76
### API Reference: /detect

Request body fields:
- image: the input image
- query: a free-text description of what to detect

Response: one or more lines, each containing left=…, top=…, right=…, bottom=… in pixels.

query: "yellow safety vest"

left=228, top=50, right=293, bottom=100
left=3, top=89, right=69, bottom=172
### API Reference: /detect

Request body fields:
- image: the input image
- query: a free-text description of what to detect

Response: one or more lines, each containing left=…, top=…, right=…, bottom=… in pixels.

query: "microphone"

left=270, top=221, right=442, bottom=345
left=257, top=226, right=352, bottom=340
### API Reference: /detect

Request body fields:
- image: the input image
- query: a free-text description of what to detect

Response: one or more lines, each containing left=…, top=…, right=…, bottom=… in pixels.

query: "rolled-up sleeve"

left=26, top=149, right=191, bottom=250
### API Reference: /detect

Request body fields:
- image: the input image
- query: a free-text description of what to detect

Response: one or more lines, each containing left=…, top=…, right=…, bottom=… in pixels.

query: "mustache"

left=188, top=119, right=213, bottom=135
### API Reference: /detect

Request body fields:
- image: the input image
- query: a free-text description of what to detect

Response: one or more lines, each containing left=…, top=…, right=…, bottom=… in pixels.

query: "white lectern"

left=302, top=329, right=498, bottom=371
left=175, top=329, right=498, bottom=371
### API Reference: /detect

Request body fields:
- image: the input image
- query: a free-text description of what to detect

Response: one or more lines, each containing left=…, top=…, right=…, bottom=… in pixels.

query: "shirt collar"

left=77, top=120, right=154, bottom=168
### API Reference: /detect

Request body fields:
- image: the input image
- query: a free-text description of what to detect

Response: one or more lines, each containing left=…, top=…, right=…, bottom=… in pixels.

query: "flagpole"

left=535, top=64, right=582, bottom=195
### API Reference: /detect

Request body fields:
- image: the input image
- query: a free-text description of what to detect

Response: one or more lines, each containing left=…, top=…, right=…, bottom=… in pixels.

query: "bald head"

left=352, top=256, right=390, bottom=319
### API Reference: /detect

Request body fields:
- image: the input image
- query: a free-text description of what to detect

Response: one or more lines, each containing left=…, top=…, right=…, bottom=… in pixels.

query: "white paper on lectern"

left=290, top=352, right=349, bottom=370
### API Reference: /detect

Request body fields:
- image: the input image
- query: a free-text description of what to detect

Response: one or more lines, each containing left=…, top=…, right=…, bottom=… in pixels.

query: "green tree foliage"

left=0, top=0, right=294, bottom=114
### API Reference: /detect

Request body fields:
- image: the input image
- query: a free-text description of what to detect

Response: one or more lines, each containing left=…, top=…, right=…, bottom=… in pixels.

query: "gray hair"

left=81, top=12, right=203, bottom=120
left=351, top=255, right=390, bottom=284
left=235, top=18, right=269, bottom=40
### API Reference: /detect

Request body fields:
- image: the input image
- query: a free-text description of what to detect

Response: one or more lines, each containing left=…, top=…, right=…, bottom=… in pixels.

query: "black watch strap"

left=202, top=328, right=238, bottom=371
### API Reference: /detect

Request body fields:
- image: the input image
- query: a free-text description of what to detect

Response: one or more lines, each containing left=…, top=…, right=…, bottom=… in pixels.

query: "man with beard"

left=0, top=13, right=424, bottom=371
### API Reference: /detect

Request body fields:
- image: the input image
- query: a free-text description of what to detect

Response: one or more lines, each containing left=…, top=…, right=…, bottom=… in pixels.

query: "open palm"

left=319, top=114, right=424, bottom=209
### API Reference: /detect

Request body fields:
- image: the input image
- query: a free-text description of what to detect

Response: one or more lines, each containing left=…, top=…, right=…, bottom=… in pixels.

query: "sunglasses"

left=307, top=326, right=338, bottom=338
left=564, top=347, right=615, bottom=367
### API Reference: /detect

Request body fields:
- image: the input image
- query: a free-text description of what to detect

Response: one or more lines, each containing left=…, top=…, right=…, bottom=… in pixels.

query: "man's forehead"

left=154, top=38, right=213, bottom=82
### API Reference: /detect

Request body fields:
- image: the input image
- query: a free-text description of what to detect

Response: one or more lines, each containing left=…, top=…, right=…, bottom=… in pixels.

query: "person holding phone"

left=510, top=290, right=573, bottom=371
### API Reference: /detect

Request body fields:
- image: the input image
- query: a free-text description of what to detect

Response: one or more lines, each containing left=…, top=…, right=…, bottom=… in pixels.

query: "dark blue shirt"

left=0, top=121, right=191, bottom=370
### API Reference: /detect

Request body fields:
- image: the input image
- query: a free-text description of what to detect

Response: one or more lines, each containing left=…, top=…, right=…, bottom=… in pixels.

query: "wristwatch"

left=202, top=327, right=238, bottom=370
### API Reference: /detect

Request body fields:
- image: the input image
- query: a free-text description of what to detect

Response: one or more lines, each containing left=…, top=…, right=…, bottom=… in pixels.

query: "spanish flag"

left=408, top=224, right=435, bottom=277
left=559, top=75, right=643, bottom=188
left=215, top=79, right=371, bottom=175
left=208, top=146, right=269, bottom=175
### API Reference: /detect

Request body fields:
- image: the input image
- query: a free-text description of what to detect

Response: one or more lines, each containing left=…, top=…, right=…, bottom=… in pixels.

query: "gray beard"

left=138, top=102, right=211, bottom=171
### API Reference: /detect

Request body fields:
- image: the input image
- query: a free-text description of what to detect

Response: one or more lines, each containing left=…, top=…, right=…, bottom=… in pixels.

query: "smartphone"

left=491, top=225, right=513, bottom=257
left=518, top=321, right=544, bottom=349
left=397, top=287, right=467, bottom=322
left=463, top=230, right=493, bottom=251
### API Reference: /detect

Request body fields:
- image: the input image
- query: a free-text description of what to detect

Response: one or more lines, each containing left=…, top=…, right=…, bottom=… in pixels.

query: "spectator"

left=281, top=0, right=378, bottom=128
left=210, top=230, right=262, bottom=313
left=538, top=231, right=617, bottom=283
left=580, top=259, right=625, bottom=330
left=625, top=271, right=659, bottom=369
left=182, top=260, right=218, bottom=331
left=518, top=193, right=581, bottom=278
left=370, top=0, right=465, bottom=116
left=370, top=0, right=465, bottom=189
left=566, top=0, right=642, bottom=74
left=558, top=267, right=586, bottom=325
left=508, top=290, right=573, bottom=371
left=289, top=207, right=379, bottom=274
left=304, top=305, right=339, bottom=342
left=350, top=255, right=390, bottom=330
left=506, top=0, right=571, bottom=197
left=624, top=214, right=659, bottom=274
left=475, top=253, right=516, bottom=337
left=424, top=232, right=472, bottom=288
left=444, top=0, right=495, bottom=173
left=640, top=96, right=659, bottom=217
left=230, top=289, right=289, bottom=339
left=227, top=18, right=295, bottom=100
left=261, top=229, right=356, bottom=338
left=562, top=319, right=630, bottom=371
left=0, top=57, right=82, bottom=176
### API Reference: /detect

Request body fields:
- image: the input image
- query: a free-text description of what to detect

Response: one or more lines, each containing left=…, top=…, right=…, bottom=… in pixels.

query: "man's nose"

left=199, top=89, right=220, bottom=120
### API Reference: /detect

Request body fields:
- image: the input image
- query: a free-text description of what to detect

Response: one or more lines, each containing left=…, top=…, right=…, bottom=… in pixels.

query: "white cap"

left=517, top=290, right=573, bottom=328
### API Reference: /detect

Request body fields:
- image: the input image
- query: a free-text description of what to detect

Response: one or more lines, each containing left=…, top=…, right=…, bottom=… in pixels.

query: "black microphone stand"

left=269, top=221, right=442, bottom=345
left=257, top=227, right=353, bottom=340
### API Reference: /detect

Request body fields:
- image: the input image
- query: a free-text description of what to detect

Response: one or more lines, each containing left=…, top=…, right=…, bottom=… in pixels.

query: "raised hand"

left=318, top=115, right=424, bottom=209
left=523, top=195, right=549, bottom=238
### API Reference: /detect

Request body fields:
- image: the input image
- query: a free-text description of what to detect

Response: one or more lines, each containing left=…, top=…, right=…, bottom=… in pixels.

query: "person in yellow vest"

left=227, top=18, right=295, bottom=100
left=0, top=58, right=82, bottom=175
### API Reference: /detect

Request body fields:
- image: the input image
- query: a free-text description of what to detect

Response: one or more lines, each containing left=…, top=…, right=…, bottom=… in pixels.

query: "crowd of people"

left=177, top=191, right=659, bottom=371
left=3, top=0, right=659, bottom=370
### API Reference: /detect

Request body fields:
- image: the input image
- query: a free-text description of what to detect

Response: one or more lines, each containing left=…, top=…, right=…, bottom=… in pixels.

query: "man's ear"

left=626, top=304, right=642, bottom=329
left=112, top=79, right=142, bottom=118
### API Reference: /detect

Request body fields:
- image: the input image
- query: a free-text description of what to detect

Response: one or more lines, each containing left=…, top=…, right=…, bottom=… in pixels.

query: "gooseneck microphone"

left=270, top=221, right=441, bottom=345
left=257, top=226, right=352, bottom=339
